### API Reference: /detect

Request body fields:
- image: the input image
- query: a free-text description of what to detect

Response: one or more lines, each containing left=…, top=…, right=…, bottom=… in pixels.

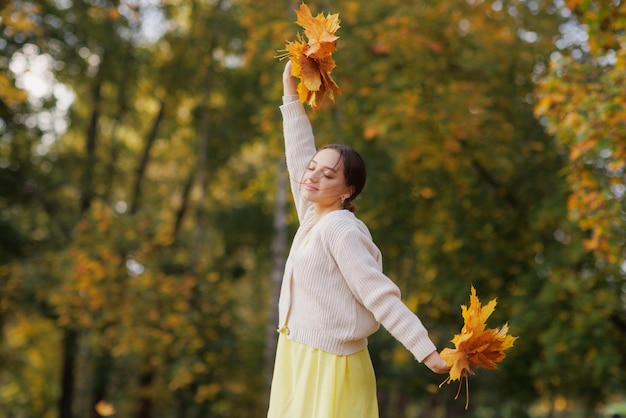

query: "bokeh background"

left=1, top=0, right=625, bottom=417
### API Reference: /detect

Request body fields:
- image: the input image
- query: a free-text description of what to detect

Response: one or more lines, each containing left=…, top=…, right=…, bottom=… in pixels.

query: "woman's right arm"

left=280, top=61, right=317, bottom=222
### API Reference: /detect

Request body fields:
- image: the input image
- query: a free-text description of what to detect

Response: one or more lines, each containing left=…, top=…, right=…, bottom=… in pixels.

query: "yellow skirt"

left=267, top=332, right=379, bottom=418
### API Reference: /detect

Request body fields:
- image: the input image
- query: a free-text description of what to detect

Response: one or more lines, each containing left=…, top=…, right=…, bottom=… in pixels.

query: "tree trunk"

left=136, top=363, right=155, bottom=418
left=263, top=0, right=298, bottom=406
left=172, top=166, right=196, bottom=244
left=261, top=0, right=298, bottom=411
left=262, top=157, right=287, bottom=406
left=130, top=100, right=165, bottom=214
left=89, top=351, right=112, bottom=418
left=80, top=80, right=102, bottom=213
left=58, top=328, right=78, bottom=418
left=103, top=47, right=132, bottom=198
left=59, top=72, right=103, bottom=418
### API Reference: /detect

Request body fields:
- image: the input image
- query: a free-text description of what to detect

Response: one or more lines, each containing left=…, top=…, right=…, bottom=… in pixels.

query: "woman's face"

left=301, top=148, right=352, bottom=207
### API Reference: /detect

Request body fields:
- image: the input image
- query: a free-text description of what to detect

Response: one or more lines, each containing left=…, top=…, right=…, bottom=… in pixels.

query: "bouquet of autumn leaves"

left=277, top=2, right=341, bottom=109
left=440, top=286, right=518, bottom=409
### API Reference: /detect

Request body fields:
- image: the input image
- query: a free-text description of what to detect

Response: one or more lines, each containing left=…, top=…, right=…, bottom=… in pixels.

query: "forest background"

left=1, top=0, right=625, bottom=417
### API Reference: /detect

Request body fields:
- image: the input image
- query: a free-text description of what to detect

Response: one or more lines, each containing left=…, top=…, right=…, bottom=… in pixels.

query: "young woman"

left=267, top=62, right=448, bottom=418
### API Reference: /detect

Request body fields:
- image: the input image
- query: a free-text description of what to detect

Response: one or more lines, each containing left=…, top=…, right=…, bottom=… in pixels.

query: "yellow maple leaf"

left=440, top=286, right=518, bottom=409
left=278, top=2, right=341, bottom=109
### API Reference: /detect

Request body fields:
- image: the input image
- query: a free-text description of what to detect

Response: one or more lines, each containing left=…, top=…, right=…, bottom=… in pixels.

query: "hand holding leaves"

left=440, top=286, right=518, bottom=409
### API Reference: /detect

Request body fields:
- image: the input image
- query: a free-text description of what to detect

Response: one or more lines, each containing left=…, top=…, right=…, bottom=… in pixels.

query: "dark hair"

left=320, top=144, right=367, bottom=212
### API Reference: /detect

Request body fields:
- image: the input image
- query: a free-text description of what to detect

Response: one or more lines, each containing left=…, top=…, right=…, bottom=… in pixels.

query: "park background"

left=1, top=0, right=625, bottom=417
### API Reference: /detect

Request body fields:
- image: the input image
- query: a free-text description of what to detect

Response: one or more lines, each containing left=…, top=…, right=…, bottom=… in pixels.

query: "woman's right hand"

left=283, top=61, right=297, bottom=96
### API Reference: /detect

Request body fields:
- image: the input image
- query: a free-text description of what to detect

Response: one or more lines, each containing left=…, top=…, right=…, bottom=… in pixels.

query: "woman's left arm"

left=331, top=224, right=442, bottom=365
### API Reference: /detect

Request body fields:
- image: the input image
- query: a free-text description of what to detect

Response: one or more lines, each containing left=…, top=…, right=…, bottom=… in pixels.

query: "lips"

left=304, top=184, right=318, bottom=191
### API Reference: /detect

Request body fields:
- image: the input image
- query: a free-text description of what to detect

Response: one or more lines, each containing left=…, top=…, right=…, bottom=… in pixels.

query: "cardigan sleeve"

left=328, top=220, right=438, bottom=362
left=279, top=99, right=317, bottom=223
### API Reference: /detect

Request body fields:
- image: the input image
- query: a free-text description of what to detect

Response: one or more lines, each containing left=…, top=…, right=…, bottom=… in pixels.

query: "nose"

left=306, top=169, right=322, bottom=182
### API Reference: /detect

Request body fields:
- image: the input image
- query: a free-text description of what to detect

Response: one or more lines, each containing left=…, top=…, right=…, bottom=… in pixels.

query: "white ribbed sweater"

left=277, top=98, right=437, bottom=362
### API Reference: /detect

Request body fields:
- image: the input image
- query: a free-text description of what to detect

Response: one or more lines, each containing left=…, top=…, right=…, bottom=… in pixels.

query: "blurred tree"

left=536, top=1, right=626, bottom=265
left=2, top=0, right=266, bottom=417
left=534, top=0, right=626, bottom=414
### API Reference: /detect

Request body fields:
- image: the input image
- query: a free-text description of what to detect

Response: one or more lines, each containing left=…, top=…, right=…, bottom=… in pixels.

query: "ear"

left=343, top=186, right=355, bottom=200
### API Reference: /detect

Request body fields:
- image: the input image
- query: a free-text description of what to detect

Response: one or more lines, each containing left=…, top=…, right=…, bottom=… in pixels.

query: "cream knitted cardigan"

left=277, top=97, right=437, bottom=362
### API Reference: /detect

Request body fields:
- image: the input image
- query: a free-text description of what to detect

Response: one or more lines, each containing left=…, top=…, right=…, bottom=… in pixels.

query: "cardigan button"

left=277, top=326, right=290, bottom=335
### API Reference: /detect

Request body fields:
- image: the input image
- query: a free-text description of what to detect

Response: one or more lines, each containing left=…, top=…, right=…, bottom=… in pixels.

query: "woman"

left=267, top=62, right=448, bottom=418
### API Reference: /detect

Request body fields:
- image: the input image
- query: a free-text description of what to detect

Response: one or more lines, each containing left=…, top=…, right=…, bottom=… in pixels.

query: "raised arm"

left=280, top=61, right=317, bottom=222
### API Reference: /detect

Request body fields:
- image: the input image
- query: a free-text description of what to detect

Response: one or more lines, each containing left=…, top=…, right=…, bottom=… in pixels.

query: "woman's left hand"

left=423, top=350, right=450, bottom=374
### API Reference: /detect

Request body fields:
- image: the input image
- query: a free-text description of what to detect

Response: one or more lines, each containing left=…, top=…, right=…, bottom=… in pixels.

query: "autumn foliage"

left=440, top=286, right=517, bottom=409
left=279, top=2, right=341, bottom=109
left=3, top=0, right=626, bottom=416
left=534, top=1, right=626, bottom=264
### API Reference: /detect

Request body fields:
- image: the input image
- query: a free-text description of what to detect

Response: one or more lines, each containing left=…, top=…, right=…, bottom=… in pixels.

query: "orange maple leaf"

left=440, top=286, right=518, bottom=409
left=278, top=2, right=341, bottom=110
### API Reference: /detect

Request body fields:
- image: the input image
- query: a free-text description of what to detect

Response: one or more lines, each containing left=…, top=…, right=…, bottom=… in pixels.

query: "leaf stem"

left=464, top=375, right=470, bottom=410
left=454, top=378, right=463, bottom=400
left=274, top=50, right=291, bottom=60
